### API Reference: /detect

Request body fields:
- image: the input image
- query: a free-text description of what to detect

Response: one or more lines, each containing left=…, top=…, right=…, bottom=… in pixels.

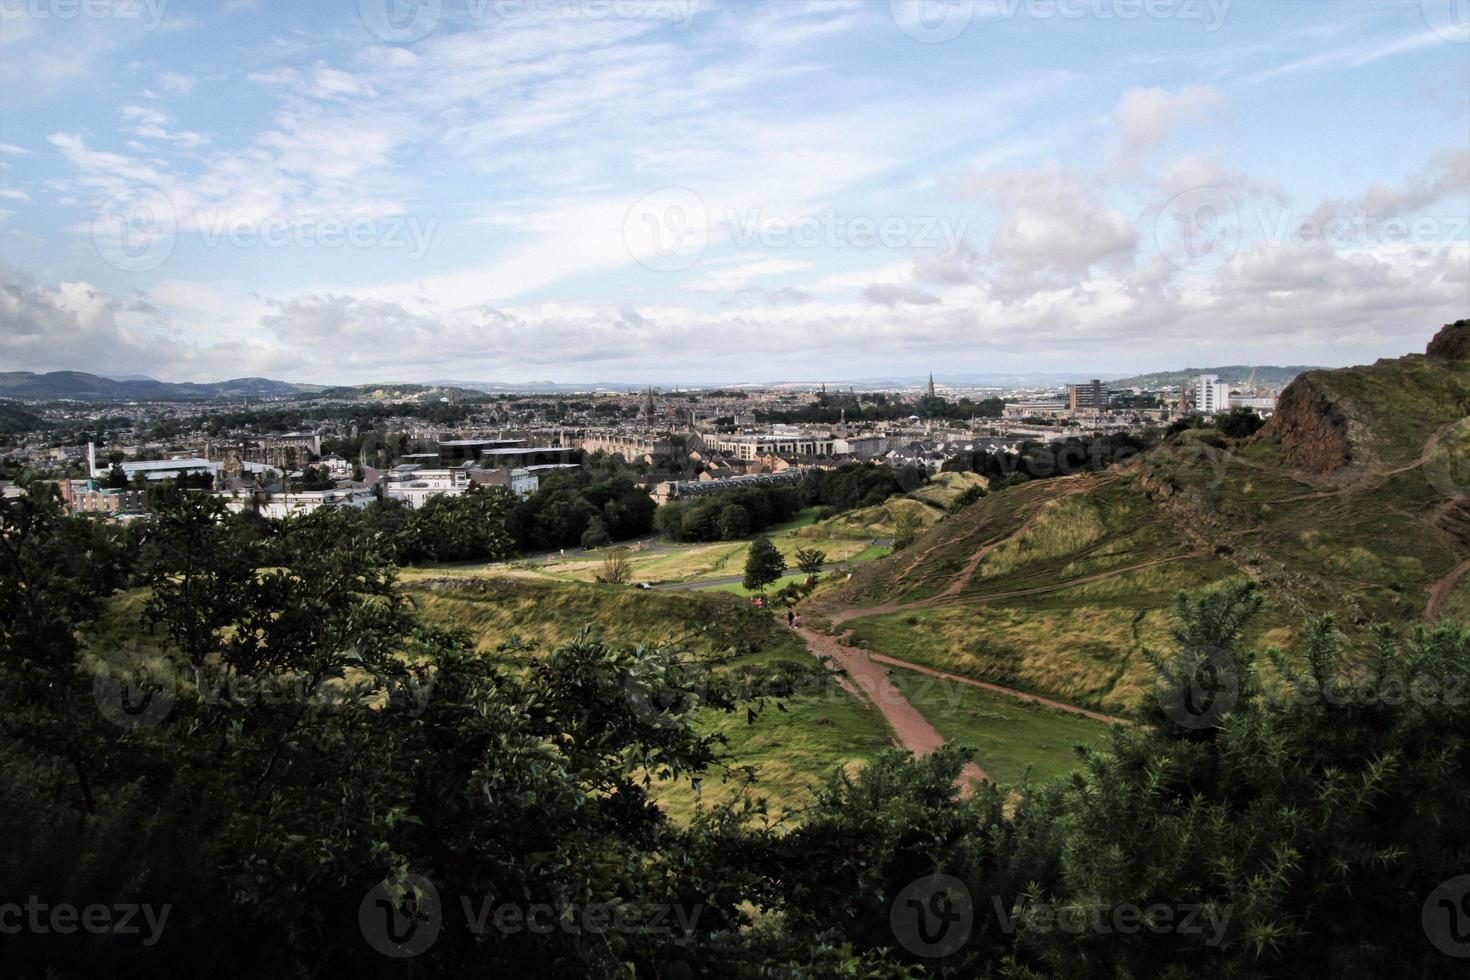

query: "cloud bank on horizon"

left=0, top=0, right=1467, bottom=385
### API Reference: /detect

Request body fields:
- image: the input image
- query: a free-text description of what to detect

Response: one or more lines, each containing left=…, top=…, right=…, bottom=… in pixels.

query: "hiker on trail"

left=793, top=613, right=802, bottom=629
left=787, top=609, right=795, bottom=628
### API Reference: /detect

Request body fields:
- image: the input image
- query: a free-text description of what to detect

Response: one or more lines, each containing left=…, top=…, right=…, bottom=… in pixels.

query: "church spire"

left=927, top=372, right=935, bottom=400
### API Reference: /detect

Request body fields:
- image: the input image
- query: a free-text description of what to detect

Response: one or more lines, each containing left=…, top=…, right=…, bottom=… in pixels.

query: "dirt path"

left=863, top=651, right=1132, bottom=726
left=793, top=624, right=989, bottom=792
left=1425, top=557, right=1470, bottom=622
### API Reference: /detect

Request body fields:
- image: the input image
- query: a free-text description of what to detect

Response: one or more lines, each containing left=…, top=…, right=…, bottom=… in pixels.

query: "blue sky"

left=1, top=0, right=1466, bottom=384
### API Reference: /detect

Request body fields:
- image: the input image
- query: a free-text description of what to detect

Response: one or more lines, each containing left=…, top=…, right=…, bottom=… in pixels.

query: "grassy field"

left=889, top=666, right=1112, bottom=785
left=406, top=577, right=895, bottom=821
left=907, top=471, right=989, bottom=509
left=799, top=496, right=944, bottom=541
left=401, top=506, right=901, bottom=591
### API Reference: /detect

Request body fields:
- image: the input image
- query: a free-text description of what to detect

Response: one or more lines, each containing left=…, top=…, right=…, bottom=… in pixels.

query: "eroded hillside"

left=806, top=321, right=1470, bottom=714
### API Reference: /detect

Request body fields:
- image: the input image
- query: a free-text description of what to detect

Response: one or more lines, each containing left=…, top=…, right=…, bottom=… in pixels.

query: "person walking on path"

left=786, top=609, right=795, bottom=628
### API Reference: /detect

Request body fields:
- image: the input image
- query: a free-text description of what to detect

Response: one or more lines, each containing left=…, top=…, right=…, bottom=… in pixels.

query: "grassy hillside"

left=407, top=578, right=894, bottom=820
left=805, top=330, right=1470, bottom=716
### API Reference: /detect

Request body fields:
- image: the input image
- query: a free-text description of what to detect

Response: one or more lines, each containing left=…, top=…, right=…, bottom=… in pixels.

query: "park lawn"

left=650, top=682, right=893, bottom=824
left=888, top=666, right=1112, bottom=786
left=697, top=572, right=813, bottom=597
left=406, top=577, right=895, bottom=822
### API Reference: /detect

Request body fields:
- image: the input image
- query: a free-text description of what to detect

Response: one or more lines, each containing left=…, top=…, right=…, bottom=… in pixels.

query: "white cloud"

left=1109, top=86, right=1230, bottom=174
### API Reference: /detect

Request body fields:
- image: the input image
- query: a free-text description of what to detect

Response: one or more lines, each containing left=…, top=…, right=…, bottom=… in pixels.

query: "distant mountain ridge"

left=1105, top=365, right=1319, bottom=390
left=0, top=372, right=321, bottom=402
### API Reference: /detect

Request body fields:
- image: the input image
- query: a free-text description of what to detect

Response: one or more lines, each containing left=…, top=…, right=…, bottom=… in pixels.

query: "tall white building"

left=1194, top=375, right=1232, bottom=415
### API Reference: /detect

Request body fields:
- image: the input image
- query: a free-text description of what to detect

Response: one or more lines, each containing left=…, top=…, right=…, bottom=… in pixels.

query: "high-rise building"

left=1068, top=379, right=1107, bottom=413
left=1194, top=374, right=1232, bottom=415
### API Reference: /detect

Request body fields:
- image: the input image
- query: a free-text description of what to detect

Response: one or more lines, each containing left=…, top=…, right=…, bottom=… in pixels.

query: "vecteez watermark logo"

left=624, top=187, right=709, bottom=273
left=891, top=0, right=1231, bottom=43
left=359, top=0, right=699, bottom=43
left=1156, top=645, right=1239, bottom=729
left=890, top=876, right=1233, bottom=957
left=623, top=190, right=969, bottom=275
left=479, top=0, right=699, bottom=29
left=891, top=875, right=974, bottom=957
left=359, top=0, right=442, bottom=43
left=1424, top=875, right=1470, bottom=957
left=1257, top=209, right=1468, bottom=253
left=92, top=644, right=177, bottom=730
left=91, top=187, right=177, bottom=273
left=358, top=874, right=705, bottom=957
left=1422, top=0, right=1470, bottom=44
left=0, top=897, right=171, bottom=947
left=191, top=211, right=438, bottom=260
left=890, top=0, right=975, bottom=43
left=725, top=209, right=969, bottom=255
left=359, top=873, right=442, bottom=958
left=91, top=188, right=439, bottom=271
left=1423, top=417, right=1470, bottom=500
left=1154, top=186, right=1241, bottom=273
left=0, top=0, right=169, bottom=30
left=997, top=896, right=1232, bottom=944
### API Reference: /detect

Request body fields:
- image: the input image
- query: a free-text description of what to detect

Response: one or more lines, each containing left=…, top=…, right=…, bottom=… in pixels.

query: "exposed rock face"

left=1273, top=373, right=1352, bottom=474
left=1427, top=319, right=1470, bottom=361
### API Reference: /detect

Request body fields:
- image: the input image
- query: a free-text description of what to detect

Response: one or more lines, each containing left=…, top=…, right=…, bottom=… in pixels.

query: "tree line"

left=2, top=484, right=1465, bottom=976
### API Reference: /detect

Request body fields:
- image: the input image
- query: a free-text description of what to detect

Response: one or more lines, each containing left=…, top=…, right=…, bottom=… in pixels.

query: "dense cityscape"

left=3, top=368, right=1282, bottom=528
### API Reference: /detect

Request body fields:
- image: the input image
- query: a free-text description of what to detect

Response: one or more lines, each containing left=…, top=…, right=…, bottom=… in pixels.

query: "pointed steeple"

left=927, top=372, right=936, bottom=400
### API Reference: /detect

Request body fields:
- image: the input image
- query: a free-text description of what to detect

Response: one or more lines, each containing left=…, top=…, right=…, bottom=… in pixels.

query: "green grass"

left=405, top=577, right=894, bottom=822
left=698, top=572, right=812, bottom=597
left=889, top=666, right=1111, bottom=786
left=652, top=683, right=893, bottom=824
left=840, top=554, right=1231, bottom=714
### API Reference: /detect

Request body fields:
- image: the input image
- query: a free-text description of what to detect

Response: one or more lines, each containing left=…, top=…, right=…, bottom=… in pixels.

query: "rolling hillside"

left=0, top=371, right=320, bottom=401
left=807, top=321, right=1470, bottom=715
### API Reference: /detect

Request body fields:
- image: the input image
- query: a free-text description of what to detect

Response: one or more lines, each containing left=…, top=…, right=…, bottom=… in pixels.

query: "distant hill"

left=1106, top=364, right=1319, bottom=390
left=808, top=321, right=1470, bottom=716
left=0, top=402, right=42, bottom=434
left=0, top=372, right=322, bottom=402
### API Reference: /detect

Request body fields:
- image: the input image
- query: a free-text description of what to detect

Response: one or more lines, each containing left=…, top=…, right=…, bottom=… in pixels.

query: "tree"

left=743, top=535, right=785, bottom=594
left=718, top=503, right=751, bottom=541
left=595, top=549, right=632, bottom=584
left=794, top=547, right=827, bottom=576
left=949, top=484, right=987, bottom=512
left=1217, top=406, right=1266, bottom=439
left=102, top=463, right=129, bottom=489
left=580, top=515, right=612, bottom=550
left=891, top=508, right=924, bottom=550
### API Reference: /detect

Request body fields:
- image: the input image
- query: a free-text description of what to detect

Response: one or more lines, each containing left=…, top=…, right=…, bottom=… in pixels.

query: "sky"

left=0, top=0, right=1467, bottom=385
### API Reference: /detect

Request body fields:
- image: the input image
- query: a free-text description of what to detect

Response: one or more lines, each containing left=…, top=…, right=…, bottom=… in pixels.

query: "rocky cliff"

left=1427, top=319, right=1470, bottom=361
left=1272, top=319, right=1469, bottom=476
left=1273, top=372, right=1354, bottom=474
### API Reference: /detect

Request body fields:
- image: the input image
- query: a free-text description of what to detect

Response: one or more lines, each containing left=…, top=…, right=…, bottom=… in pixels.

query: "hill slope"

left=808, top=321, right=1470, bottom=714
left=0, top=371, right=319, bottom=401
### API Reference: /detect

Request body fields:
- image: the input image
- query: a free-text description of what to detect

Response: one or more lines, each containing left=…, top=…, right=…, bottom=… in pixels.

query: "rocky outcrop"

left=1427, top=319, right=1470, bottom=361
left=1273, top=373, right=1353, bottom=474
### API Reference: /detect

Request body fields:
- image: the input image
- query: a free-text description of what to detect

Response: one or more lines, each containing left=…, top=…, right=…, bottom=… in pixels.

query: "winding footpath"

left=793, top=623, right=989, bottom=793
left=1425, top=557, right=1470, bottom=622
